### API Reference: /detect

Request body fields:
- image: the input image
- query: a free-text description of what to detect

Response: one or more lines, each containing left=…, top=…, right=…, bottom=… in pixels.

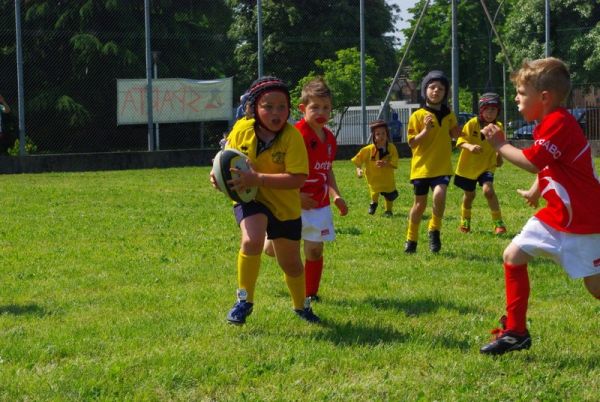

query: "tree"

left=291, top=47, right=379, bottom=137
left=502, top=0, right=600, bottom=86
left=399, top=0, right=507, bottom=113
left=227, top=0, right=397, bottom=98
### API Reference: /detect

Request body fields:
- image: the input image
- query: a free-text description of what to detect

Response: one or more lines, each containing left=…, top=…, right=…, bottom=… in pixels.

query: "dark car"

left=512, top=108, right=595, bottom=140
left=458, top=112, right=476, bottom=130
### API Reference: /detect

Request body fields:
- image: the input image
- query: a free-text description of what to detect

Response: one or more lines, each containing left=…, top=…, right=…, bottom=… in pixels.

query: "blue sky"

left=387, top=0, right=419, bottom=44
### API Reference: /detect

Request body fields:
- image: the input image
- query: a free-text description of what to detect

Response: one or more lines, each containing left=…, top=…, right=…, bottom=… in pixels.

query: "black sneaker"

left=307, top=294, right=320, bottom=303
left=226, top=289, right=253, bottom=325
left=383, top=210, right=393, bottom=217
left=480, top=330, right=532, bottom=355
left=368, top=202, right=378, bottom=215
left=428, top=230, right=441, bottom=253
left=295, top=307, right=321, bottom=323
left=480, top=315, right=531, bottom=355
left=294, top=297, right=321, bottom=323
left=404, top=240, right=417, bottom=253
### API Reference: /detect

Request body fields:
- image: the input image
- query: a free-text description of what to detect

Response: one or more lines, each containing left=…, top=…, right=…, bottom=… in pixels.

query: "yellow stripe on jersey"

left=407, top=108, right=458, bottom=180
left=455, top=117, right=503, bottom=179
left=226, top=118, right=308, bottom=221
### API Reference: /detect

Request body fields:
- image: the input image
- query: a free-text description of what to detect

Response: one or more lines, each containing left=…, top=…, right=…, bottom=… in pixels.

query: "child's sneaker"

left=294, top=298, right=321, bottom=323
left=494, top=220, right=507, bottom=235
left=404, top=240, right=417, bottom=253
left=368, top=202, right=378, bottom=215
left=459, top=218, right=471, bottom=233
left=383, top=210, right=393, bottom=217
left=226, top=289, right=253, bottom=325
left=428, top=230, right=441, bottom=253
left=480, top=315, right=532, bottom=355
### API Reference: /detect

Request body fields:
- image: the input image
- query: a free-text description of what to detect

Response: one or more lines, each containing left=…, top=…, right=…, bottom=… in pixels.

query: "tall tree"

left=227, top=0, right=397, bottom=99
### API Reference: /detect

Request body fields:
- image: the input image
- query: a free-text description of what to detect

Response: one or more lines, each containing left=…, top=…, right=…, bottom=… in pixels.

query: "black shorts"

left=381, top=189, right=399, bottom=202
left=233, top=201, right=302, bottom=241
left=411, top=176, right=451, bottom=196
left=454, top=172, right=494, bottom=192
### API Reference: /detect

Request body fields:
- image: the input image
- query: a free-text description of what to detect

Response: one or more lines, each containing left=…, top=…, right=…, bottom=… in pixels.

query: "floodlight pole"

left=15, top=0, right=26, bottom=156
left=451, top=0, right=459, bottom=113
left=152, top=51, right=160, bottom=150
left=144, top=0, right=155, bottom=151
left=360, top=0, right=367, bottom=144
left=544, top=0, right=550, bottom=57
left=257, top=0, right=264, bottom=77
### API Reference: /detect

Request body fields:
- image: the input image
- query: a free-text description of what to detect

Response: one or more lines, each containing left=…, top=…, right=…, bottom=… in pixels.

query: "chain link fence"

left=0, top=3, right=598, bottom=156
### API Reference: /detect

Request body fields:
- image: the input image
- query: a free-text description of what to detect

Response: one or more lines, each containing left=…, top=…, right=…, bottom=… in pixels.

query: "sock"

left=428, top=214, right=442, bottom=231
left=504, top=263, right=530, bottom=334
left=285, top=272, right=306, bottom=310
left=461, top=206, right=472, bottom=220
left=237, top=251, right=261, bottom=303
left=305, top=258, right=324, bottom=297
left=384, top=199, right=393, bottom=212
left=406, top=219, right=420, bottom=242
left=491, top=210, right=503, bottom=222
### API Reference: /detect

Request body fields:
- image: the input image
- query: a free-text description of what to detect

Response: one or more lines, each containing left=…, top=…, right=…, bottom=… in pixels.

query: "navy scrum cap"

left=420, top=70, right=450, bottom=105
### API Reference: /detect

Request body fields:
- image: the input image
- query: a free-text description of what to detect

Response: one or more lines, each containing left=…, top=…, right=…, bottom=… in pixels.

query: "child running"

left=351, top=120, right=399, bottom=217
left=404, top=70, right=460, bottom=253
left=454, top=92, right=507, bottom=235
left=480, top=58, right=600, bottom=355
left=210, top=76, right=320, bottom=325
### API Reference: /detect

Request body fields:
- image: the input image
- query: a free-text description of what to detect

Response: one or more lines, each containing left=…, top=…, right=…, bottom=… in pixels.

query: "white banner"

left=117, top=77, right=232, bottom=125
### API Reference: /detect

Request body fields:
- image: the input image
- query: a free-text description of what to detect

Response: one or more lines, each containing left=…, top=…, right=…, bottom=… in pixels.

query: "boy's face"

left=426, top=81, right=446, bottom=105
left=481, top=106, right=499, bottom=123
left=515, top=83, right=543, bottom=122
left=299, top=96, right=332, bottom=129
left=256, top=90, right=289, bottom=132
left=373, top=127, right=388, bottom=147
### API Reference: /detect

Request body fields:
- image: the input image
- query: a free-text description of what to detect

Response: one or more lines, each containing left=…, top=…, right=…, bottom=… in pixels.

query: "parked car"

left=513, top=121, right=537, bottom=140
left=458, top=112, right=476, bottom=130
left=512, top=108, right=597, bottom=140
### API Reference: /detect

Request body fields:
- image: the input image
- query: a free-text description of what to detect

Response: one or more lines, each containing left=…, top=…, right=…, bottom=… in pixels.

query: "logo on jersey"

left=314, top=161, right=332, bottom=171
left=272, top=151, right=285, bottom=164
left=535, top=139, right=562, bottom=159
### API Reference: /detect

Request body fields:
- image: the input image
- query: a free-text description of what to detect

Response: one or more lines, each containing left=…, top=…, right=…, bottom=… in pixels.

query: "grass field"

left=0, top=158, right=599, bottom=401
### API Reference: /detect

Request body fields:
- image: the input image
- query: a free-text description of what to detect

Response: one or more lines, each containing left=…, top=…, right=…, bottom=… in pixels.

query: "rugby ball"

left=212, top=149, right=258, bottom=203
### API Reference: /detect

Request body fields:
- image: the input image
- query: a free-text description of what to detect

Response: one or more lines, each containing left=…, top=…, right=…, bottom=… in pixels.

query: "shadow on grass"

left=333, top=296, right=484, bottom=316
left=335, top=226, right=362, bottom=236
left=315, top=320, right=408, bottom=346
left=0, top=304, right=47, bottom=316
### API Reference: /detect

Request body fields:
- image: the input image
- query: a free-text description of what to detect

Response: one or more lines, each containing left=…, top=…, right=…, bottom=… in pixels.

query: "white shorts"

left=301, top=206, right=336, bottom=242
left=512, top=217, right=600, bottom=279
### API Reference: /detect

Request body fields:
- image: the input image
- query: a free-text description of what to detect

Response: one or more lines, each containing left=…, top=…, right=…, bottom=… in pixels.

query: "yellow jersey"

left=226, top=118, right=308, bottom=221
left=407, top=108, right=457, bottom=180
left=351, top=143, right=398, bottom=193
left=455, top=117, right=503, bottom=179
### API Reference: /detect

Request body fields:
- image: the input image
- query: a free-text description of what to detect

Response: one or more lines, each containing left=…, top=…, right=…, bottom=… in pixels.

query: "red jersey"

left=295, top=118, right=337, bottom=208
left=523, top=107, right=600, bottom=234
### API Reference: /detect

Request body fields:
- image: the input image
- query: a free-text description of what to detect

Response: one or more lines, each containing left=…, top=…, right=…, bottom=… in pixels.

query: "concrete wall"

left=1, top=140, right=600, bottom=174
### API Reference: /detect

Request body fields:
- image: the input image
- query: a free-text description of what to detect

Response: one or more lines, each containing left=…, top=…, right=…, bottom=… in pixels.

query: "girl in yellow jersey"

left=351, top=120, right=399, bottom=217
left=404, top=71, right=460, bottom=253
left=454, top=93, right=506, bottom=235
left=209, top=77, right=320, bottom=325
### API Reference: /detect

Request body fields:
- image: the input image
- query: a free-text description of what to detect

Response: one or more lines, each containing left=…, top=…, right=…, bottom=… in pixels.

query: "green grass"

left=0, top=159, right=599, bottom=401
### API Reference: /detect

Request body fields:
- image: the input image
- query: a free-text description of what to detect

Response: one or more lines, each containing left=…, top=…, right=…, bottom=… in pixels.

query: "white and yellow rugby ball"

left=212, top=149, right=257, bottom=204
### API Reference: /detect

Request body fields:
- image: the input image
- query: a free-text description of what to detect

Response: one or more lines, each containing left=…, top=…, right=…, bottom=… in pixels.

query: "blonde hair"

left=300, top=77, right=332, bottom=105
left=510, top=57, right=571, bottom=104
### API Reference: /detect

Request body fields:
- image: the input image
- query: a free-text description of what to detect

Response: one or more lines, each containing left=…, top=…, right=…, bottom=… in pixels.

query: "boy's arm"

left=482, top=124, right=538, bottom=173
left=517, top=177, right=540, bottom=208
left=449, top=125, right=461, bottom=140
left=327, top=169, right=348, bottom=216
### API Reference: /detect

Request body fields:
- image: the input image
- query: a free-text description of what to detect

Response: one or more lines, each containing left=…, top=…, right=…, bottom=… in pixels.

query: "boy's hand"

left=300, top=192, right=318, bottom=210
left=481, top=123, right=507, bottom=149
left=469, top=144, right=482, bottom=154
left=209, top=169, right=220, bottom=191
left=229, top=160, right=259, bottom=192
left=376, top=159, right=387, bottom=167
left=333, top=197, right=348, bottom=216
left=356, top=168, right=363, bottom=178
left=517, top=188, right=539, bottom=208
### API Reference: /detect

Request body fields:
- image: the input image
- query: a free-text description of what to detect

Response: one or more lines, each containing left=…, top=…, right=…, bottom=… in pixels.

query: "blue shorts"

left=380, top=189, right=399, bottom=201
left=454, top=172, right=494, bottom=192
left=411, top=176, right=451, bottom=196
left=233, top=201, right=302, bottom=241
